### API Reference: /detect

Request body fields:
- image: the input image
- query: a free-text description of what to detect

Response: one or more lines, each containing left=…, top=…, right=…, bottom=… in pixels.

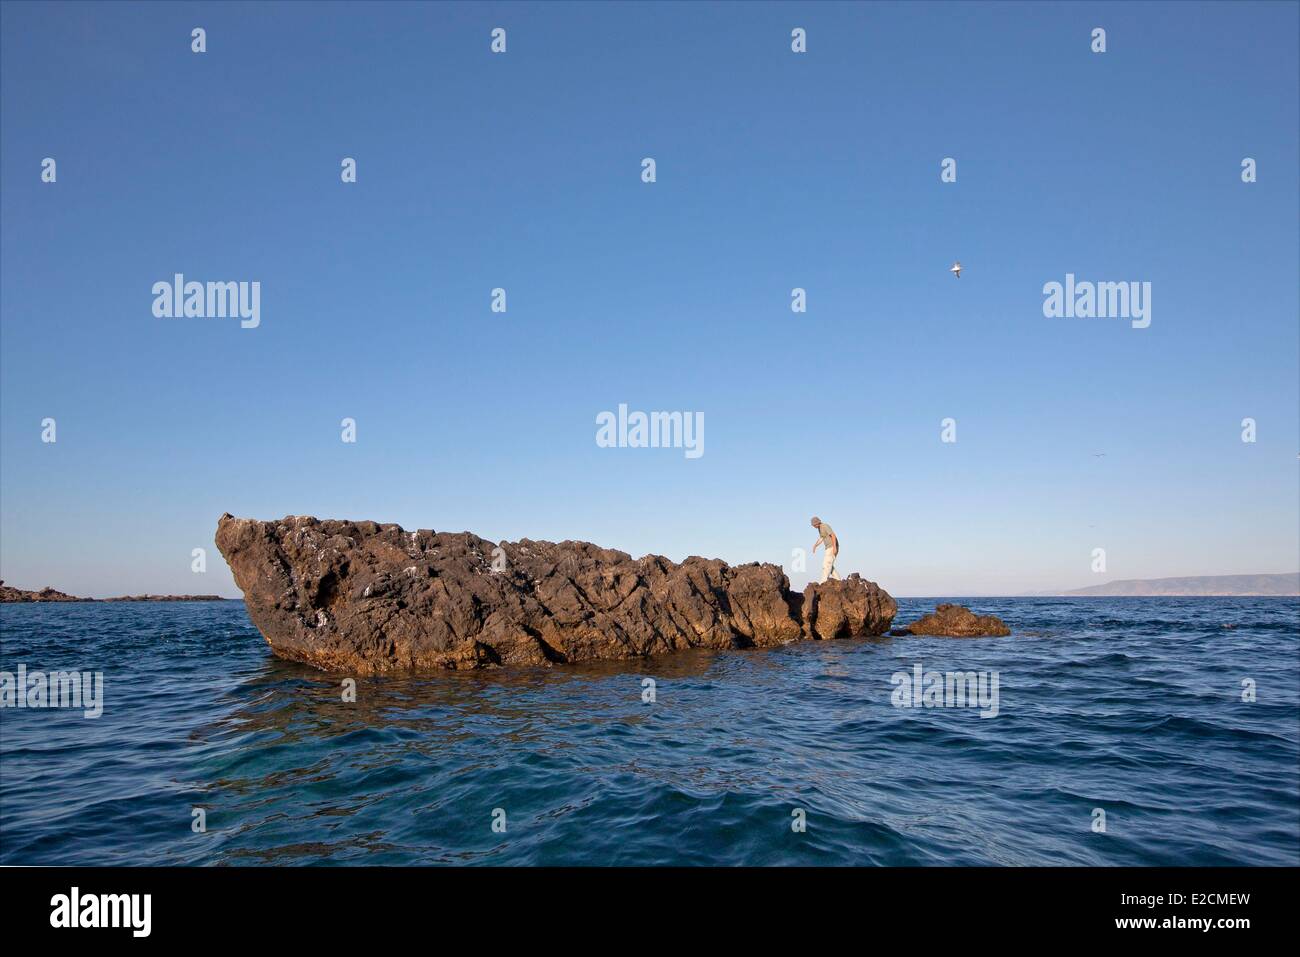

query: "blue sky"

left=2, top=1, right=1297, bottom=597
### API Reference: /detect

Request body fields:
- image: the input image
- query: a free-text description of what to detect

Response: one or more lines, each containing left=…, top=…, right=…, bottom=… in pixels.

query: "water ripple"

left=1, top=597, right=1297, bottom=865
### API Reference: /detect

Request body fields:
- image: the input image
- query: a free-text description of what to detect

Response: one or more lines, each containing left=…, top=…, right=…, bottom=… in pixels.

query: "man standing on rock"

left=810, top=517, right=840, bottom=583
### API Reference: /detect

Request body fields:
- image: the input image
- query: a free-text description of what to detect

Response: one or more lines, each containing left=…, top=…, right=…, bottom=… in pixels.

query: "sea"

left=1, top=597, right=1296, bottom=866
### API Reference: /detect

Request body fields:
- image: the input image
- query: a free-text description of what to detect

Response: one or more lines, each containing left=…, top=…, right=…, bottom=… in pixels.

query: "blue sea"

left=1, top=597, right=1297, bottom=866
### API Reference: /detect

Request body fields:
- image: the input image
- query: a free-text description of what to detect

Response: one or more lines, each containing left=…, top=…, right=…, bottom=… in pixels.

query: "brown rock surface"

left=214, top=514, right=897, bottom=672
left=900, top=603, right=1011, bottom=637
left=802, top=574, right=899, bottom=640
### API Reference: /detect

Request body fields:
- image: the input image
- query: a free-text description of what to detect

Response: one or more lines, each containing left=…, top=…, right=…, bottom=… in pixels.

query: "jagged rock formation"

left=897, top=603, right=1011, bottom=637
left=801, top=578, right=897, bottom=640
left=215, top=514, right=897, bottom=672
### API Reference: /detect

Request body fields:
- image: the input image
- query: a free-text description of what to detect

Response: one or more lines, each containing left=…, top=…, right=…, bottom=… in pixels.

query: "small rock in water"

left=899, top=603, right=1011, bottom=637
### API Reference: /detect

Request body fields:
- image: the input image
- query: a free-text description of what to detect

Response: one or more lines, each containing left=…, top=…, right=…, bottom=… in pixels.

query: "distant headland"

left=1057, top=573, right=1300, bottom=597
left=0, top=581, right=229, bottom=603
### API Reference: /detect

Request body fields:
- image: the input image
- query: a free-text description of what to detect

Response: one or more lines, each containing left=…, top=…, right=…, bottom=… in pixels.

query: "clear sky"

left=2, top=1, right=1297, bottom=598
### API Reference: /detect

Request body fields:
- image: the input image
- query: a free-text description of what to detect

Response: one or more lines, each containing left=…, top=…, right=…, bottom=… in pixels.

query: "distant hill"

left=1060, top=574, right=1300, bottom=597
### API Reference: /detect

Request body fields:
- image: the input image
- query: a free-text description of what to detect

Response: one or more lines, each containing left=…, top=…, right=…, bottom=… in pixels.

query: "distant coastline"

left=1053, top=573, right=1300, bottom=597
left=0, top=581, right=230, bottom=603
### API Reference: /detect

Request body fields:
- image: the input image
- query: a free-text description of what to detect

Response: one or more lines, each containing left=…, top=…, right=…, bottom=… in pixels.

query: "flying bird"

left=949, top=261, right=962, bottom=279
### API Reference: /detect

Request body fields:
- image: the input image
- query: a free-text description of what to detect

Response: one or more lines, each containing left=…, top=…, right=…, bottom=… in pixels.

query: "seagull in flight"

left=949, top=261, right=962, bottom=279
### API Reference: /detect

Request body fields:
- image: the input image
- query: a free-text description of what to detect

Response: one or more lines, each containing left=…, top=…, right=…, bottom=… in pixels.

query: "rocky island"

left=0, top=583, right=83, bottom=602
left=215, top=514, right=899, bottom=673
left=0, top=581, right=227, bottom=603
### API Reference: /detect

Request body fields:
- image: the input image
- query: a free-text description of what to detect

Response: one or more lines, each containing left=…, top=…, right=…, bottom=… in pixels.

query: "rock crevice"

left=215, top=514, right=897, bottom=673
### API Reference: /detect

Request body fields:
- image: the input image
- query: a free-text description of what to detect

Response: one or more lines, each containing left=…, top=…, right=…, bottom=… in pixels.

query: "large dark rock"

left=900, top=603, right=1010, bottom=637
left=215, top=514, right=897, bottom=673
left=802, top=575, right=898, bottom=640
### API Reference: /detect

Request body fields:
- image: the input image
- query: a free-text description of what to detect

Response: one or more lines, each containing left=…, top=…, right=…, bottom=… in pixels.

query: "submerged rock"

left=900, top=603, right=1011, bottom=637
left=215, top=514, right=897, bottom=673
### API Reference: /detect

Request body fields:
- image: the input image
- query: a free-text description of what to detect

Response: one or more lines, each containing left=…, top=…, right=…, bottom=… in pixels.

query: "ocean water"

left=1, top=597, right=1296, bottom=866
